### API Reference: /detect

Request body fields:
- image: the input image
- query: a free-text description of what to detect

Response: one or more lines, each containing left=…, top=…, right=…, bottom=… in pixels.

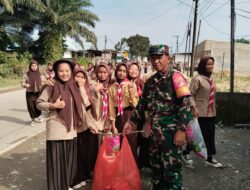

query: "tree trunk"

left=40, top=30, right=63, bottom=64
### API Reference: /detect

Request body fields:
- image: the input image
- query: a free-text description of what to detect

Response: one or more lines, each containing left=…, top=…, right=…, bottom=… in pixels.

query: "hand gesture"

left=123, top=121, right=136, bottom=135
left=112, top=126, right=118, bottom=135
left=191, top=106, right=199, bottom=118
left=53, top=95, right=65, bottom=109
left=90, top=127, right=98, bottom=134
left=76, top=78, right=86, bottom=87
left=128, top=80, right=136, bottom=94
left=46, top=79, right=55, bottom=86
left=95, top=83, right=104, bottom=91
left=174, top=130, right=186, bottom=147
left=25, top=83, right=31, bottom=88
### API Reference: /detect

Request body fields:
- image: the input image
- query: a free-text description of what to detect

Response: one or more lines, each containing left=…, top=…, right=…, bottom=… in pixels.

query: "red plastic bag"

left=92, top=136, right=141, bottom=190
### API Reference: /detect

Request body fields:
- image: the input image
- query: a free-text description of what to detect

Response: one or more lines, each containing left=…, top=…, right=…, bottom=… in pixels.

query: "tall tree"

left=35, top=0, right=99, bottom=63
left=0, top=0, right=13, bottom=13
left=114, top=37, right=127, bottom=51
left=1, top=0, right=99, bottom=63
left=126, top=34, right=150, bottom=57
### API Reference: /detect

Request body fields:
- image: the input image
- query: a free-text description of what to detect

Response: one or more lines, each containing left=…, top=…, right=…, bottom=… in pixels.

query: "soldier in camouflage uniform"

left=124, top=45, right=192, bottom=190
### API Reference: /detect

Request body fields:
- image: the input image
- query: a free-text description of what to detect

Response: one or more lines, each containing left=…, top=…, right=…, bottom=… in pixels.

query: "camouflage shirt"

left=130, top=68, right=191, bottom=131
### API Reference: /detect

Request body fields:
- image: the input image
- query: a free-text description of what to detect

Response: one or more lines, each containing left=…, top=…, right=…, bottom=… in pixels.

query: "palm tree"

left=34, top=0, right=99, bottom=62
left=1, top=0, right=99, bottom=63
left=0, top=0, right=13, bottom=13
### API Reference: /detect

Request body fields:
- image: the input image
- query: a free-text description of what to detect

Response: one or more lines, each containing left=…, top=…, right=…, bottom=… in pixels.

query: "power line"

left=238, top=0, right=250, bottom=4
left=198, top=0, right=216, bottom=16
left=0, top=14, right=41, bottom=28
left=203, top=18, right=230, bottom=35
left=110, top=3, right=181, bottom=36
left=236, top=13, right=250, bottom=19
left=203, top=0, right=230, bottom=19
left=176, top=0, right=193, bottom=9
left=178, top=1, right=194, bottom=48
left=236, top=8, right=250, bottom=14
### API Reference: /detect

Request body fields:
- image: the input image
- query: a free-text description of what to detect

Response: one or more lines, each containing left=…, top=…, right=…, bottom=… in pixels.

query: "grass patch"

left=0, top=78, right=21, bottom=89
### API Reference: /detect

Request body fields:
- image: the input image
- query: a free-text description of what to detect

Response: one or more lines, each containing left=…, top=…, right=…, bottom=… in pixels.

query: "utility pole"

left=187, top=22, right=192, bottom=76
left=221, top=52, right=225, bottom=80
left=170, top=46, right=173, bottom=54
left=195, top=19, right=201, bottom=58
left=184, top=22, right=192, bottom=75
left=190, top=0, right=199, bottom=77
left=104, top=35, right=107, bottom=51
left=173, top=35, right=180, bottom=54
left=230, top=0, right=235, bottom=127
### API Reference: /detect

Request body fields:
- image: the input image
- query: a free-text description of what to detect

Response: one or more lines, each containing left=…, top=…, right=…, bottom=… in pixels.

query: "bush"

left=0, top=51, right=31, bottom=78
left=77, top=57, right=92, bottom=69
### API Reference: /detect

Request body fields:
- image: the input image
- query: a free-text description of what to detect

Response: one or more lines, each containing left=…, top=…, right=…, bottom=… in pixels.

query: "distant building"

left=195, top=40, right=250, bottom=73
left=172, top=53, right=191, bottom=73
left=63, top=49, right=84, bottom=59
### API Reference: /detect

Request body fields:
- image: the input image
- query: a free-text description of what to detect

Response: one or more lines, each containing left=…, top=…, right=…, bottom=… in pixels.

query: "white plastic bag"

left=186, top=118, right=207, bottom=159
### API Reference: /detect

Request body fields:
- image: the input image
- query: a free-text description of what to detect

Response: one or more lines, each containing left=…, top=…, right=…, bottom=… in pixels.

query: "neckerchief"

left=100, top=88, right=108, bottom=118
left=206, top=77, right=215, bottom=116
left=114, top=78, right=129, bottom=116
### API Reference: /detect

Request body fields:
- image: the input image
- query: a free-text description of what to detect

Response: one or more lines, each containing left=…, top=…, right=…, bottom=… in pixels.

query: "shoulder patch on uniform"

left=172, top=71, right=191, bottom=98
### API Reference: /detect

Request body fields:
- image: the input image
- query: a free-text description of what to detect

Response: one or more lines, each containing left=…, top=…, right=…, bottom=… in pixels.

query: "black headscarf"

left=196, top=56, right=214, bottom=77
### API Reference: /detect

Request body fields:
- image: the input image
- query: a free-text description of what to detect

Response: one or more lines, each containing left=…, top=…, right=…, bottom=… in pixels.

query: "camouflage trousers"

left=149, top=127, right=183, bottom=190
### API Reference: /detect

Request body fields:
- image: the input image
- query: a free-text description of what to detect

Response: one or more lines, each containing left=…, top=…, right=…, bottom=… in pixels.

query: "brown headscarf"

left=27, top=60, right=41, bottom=91
left=96, top=63, right=112, bottom=119
left=96, top=63, right=112, bottom=88
left=51, top=60, right=83, bottom=131
left=73, top=66, right=97, bottom=120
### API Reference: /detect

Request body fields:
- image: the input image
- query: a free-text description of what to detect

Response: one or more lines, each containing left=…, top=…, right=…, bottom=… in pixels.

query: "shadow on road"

left=0, top=116, right=29, bottom=125
left=0, top=149, right=46, bottom=190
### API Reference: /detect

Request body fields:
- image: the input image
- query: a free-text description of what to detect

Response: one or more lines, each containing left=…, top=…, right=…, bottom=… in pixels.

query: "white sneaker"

left=212, top=158, right=218, bottom=163
left=72, top=181, right=86, bottom=189
left=205, top=160, right=223, bottom=168
left=80, top=181, right=86, bottom=186
left=183, top=154, right=194, bottom=165
left=68, top=188, right=73, bottom=190
left=30, top=120, right=36, bottom=127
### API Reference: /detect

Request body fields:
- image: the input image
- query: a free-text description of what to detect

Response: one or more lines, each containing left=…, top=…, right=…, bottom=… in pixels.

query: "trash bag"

left=92, top=136, right=141, bottom=190
left=186, top=118, right=207, bottom=159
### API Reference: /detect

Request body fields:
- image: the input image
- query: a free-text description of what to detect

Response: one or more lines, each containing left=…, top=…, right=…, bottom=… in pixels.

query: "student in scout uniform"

left=72, top=66, right=99, bottom=188
left=189, top=56, right=222, bottom=168
left=108, top=63, right=139, bottom=165
left=21, top=60, right=46, bottom=126
left=37, top=60, right=83, bottom=190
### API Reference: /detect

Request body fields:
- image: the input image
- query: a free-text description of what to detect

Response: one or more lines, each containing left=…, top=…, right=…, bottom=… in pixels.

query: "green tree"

left=236, top=38, right=250, bottom=44
left=0, top=0, right=99, bottom=63
left=0, top=0, right=13, bottom=13
left=35, top=0, right=99, bottom=63
left=126, top=34, right=150, bottom=57
left=114, top=37, right=127, bottom=51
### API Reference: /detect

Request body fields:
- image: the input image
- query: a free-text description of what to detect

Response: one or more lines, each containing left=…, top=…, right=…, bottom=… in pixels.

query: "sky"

left=67, top=0, right=250, bottom=53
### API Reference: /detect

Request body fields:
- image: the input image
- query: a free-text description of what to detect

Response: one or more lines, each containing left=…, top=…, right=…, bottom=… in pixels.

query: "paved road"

left=0, top=89, right=45, bottom=155
left=1, top=89, right=250, bottom=190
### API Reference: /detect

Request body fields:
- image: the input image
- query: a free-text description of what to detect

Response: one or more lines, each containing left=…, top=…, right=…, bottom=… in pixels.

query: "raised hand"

left=46, top=79, right=55, bottom=86
left=25, top=83, right=31, bottom=88
left=53, top=95, right=65, bottom=109
left=76, top=78, right=86, bottom=87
